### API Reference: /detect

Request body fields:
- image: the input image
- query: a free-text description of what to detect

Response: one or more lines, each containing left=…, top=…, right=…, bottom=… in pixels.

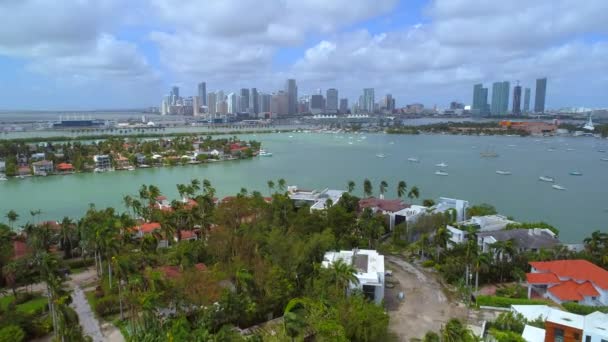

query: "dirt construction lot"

left=385, top=256, right=468, bottom=341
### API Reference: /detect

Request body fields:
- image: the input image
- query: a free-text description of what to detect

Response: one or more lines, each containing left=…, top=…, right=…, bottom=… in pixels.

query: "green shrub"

left=28, top=316, right=53, bottom=338
left=0, top=325, right=25, bottom=342
left=563, top=302, right=608, bottom=315
left=476, top=295, right=549, bottom=308
left=495, top=285, right=527, bottom=299
left=421, top=260, right=435, bottom=268
left=65, top=258, right=95, bottom=270
left=94, top=296, right=120, bottom=317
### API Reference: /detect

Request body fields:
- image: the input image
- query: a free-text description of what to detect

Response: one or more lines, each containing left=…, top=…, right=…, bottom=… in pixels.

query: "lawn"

left=0, top=294, right=48, bottom=315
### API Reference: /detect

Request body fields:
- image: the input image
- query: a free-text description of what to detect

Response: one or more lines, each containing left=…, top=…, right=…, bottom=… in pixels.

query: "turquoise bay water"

left=1, top=133, right=607, bottom=243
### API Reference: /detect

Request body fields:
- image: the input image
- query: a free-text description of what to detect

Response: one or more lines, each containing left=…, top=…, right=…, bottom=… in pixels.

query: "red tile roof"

left=159, top=263, right=207, bottom=279
left=548, top=280, right=584, bottom=301
left=577, top=281, right=600, bottom=297
left=359, top=197, right=409, bottom=213
left=138, top=222, right=161, bottom=234
left=56, top=162, right=74, bottom=171
left=526, top=272, right=560, bottom=284
left=529, top=260, right=608, bottom=289
left=178, top=230, right=197, bottom=240
left=12, top=240, right=28, bottom=259
left=156, top=196, right=167, bottom=201
left=39, top=221, right=61, bottom=230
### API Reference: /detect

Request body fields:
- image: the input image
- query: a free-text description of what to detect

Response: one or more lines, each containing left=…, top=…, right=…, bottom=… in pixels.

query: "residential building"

left=170, top=86, right=179, bottom=101
left=260, top=93, right=271, bottom=113
left=250, top=88, right=259, bottom=116
left=477, top=228, right=560, bottom=255
left=198, top=82, right=207, bottom=106
left=383, top=94, right=396, bottom=112
left=240, top=88, right=250, bottom=113
left=287, top=185, right=345, bottom=211
left=524, top=88, right=531, bottom=113
left=535, top=78, right=547, bottom=113
left=322, top=249, right=385, bottom=305
left=207, top=92, right=217, bottom=115
left=93, top=154, right=112, bottom=172
left=32, top=160, right=53, bottom=175
left=434, top=197, right=469, bottom=222
left=447, top=215, right=517, bottom=246
left=286, top=79, right=298, bottom=115
left=513, top=84, right=522, bottom=115
left=362, top=88, right=375, bottom=113
left=339, top=98, right=348, bottom=114
left=491, top=81, right=510, bottom=115
left=193, top=95, right=200, bottom=116
left=512, top=305, right=608, bottom=342
left=526, top=259, right=608, bottom=306
left=270, top=91, right=288, bottom=116
left=326, top=88, right=338, bottom=113
left=472, top=84, right=489, bottom=116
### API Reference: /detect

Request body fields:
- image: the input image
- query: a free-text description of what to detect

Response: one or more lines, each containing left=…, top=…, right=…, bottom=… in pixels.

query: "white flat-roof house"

left=512, top=305, right=608, bottom=342
left=93, top=154, right=113, bottom=172
left=287, top=186, right=345, bottom=211
left=434, top=197, right=469, bottom=222
left=322, top=249, right=385, bottom=305
left=446, top=215, right=518, bottom=246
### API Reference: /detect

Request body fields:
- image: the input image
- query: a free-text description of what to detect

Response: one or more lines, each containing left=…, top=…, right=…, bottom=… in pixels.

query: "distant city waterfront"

left=1, top=132, right=607, bottom=243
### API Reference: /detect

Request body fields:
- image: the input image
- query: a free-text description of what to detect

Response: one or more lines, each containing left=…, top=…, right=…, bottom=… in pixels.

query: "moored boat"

left=539, top=176, right=554, bottom=182
left=496, top=170, right=512, bottom=175
left=435, top=170, right=448, bottom=176
left=552, top=184, right=566, bottom=191
left=569, top=171, right=583, bottom=176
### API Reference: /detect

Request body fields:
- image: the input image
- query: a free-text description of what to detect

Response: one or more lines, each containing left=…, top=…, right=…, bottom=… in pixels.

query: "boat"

left=258, top=150, right=273, bottom=157
left=376, top=154, right=386, bottom=158
left=407, top=158, right=420, bottom=163
left=552, top=184, right=566, bottom=191
left=598, top=149, right=606, bottom=153
left=435, top=162, right=448, bottom=168
left=435, top=170, right=448, bottom=176
left=601, top=158, right=608, bottom=162
left=496, top=170, right=512, bottom=175
left=0, top=175, right=7, bottom=181
left=539, top=176, right=554, bottom=183
left=569, top=171, right=583, bottom=176
left=566, top=148, right=575, bottom=151
left=126, top=166, right=136, bottom=171
left=348, top=142, right=353, bottom=145
left=288, top=135, right=294, bottom=138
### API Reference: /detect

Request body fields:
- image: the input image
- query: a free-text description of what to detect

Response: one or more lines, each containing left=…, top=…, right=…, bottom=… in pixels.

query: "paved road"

left=71, top=285, right=105, bottom=342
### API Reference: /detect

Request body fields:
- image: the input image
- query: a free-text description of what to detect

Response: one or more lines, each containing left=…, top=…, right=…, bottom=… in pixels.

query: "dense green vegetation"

left=386, top=121, right=530, bottom=136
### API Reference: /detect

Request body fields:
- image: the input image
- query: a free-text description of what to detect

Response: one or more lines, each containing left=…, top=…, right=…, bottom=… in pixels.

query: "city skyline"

left=1, top=1, right=608, bottom=110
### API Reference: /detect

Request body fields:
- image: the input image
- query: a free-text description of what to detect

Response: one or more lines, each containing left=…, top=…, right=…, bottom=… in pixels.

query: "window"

left=554, top=328, right=564, bottom=342
left=585, top=336, right=590, bottom=342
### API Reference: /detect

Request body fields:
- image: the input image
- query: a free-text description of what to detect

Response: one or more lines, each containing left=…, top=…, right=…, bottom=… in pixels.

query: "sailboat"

left=583, top=114, right=595, bottom=131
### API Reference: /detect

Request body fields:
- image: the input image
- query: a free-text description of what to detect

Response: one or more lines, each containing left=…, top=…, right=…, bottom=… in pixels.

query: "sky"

left=0, top=0, right=607, bottom=110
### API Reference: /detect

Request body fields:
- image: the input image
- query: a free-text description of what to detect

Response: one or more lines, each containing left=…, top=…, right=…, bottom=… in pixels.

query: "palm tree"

left=5, top=210, right=18, bottom=230
left=408, top=186, right=420, bottom=200
left=363, top=179, right=373, bottom=198
left=397, top=181, right=407, bottom=199
left=267, top=180, right=275, bottom=195
left=473, top=252, right=491, bottom=293
left=441, top=319, right=475, bottom=342
left=29, top=209, right=42, bottom=224
left=433, top=226, right=452, bottom=259
left=277, top=178, right=287, bottom=192
left=329, top=259, right=359, bottom=296
left=379, top=180, right=388, bottom=199
left=59, top=217, right=75, bottom=259
left=347, top=180, right=355, bottom=193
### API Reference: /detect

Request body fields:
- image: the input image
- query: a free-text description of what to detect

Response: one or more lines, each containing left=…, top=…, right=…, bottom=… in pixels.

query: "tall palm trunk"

left=108, top=261, right=112, bottom=289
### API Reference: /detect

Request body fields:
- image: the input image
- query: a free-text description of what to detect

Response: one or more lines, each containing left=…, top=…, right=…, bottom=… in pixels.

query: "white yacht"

left=601, top=158, right=608, bottom=162
left=376, top=153, right=386, bottom=158
left=552, top=184, right=566, bottom=191
left=435, top=162, right=448, bottom=168
left=496, top=170, right=512, bottom=175
left=539, top=176, right=554, bottom=182
left=435, top=170, right=448, bottom=176
left=0, top=175, right=7, bottom=181
left=258, top=150, right=273, bottom=157
left=407, top=157, right=420, bottom=163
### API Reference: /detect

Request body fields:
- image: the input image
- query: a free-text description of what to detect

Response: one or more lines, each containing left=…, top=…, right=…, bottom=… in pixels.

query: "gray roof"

left=478, top=229, right=560, bottom=249
left=353, top=254, right=369, bottom=273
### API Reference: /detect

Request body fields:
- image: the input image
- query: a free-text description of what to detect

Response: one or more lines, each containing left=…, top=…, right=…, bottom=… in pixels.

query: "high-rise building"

left=523, top=88, right=531, bottom=113
left=260, top=93, right=271, bottom=113
left=472, top=83, right=490, bottom=116
left=534, top=78, right=547, bottom=113
left=171, top=86, right=179, bottom=100
left=250, top=88, right=259, bottom=116
left=339, top=98, right=348, bottom=114
left=198, top=82, right=207, bottom=106
left=491, top=81, right=510, bottom=115
left=310, top=95, right=324, bottom=114
left=383, top=94, right=395, bottom=112
left=512, top=84, right=522, bottom=115
left=326, top=88, right=338, bottom=113
left=286, top=79, right=298, bottom=115
left=240, top=88, right=250, bottom=113
left=193, top=96, right=200, bottom=116
left=227, top=93, right=237, bottom=114
left=207, top=92, right=217, bottom=115
left=271, top=91, right=288, bottom=116
left=161, top=96, right=169, bottom=115
left=362, top=88, right=375, bottom=113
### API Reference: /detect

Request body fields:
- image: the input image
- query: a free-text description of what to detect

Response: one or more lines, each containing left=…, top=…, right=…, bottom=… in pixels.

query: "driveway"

left=385, top=256, right=468, bottom=340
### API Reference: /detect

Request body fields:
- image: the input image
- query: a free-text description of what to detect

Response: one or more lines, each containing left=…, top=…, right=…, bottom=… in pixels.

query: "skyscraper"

left=286, top=79, right=298, bottom=115
left=227, top=93, right=237, bottom=114
left=326, top=88, right=338, bottom=113
left=207, top=92, right=217, bottom=115
left=523, top=88, right=531, bottom=113
left=171, top=86, right=179, bottom=99
left=193, top=96, right=200, bottom=116
left=491, top=81, right=510, bottom=115
left=472, top=83, right=489, bottom=116
left=310, top=95, right=324, bottom=114
left=250, top=88, right=259, bottom=116
left=534, top=78, right=547, bottom=113
left=271, top=91, right=288, bottom=116
left=240, top=88, right=250, bottom=113
left=362, top=88, right=375, bottom=113
left=260, top=93, right=271, bottom=113
left=512, top=84, right=522, bottom=115
left=339, top=98, right=348, bottom=114
left=383, top=94, right=395, bottom=112
left=198, top=82, right=207, bottom=106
